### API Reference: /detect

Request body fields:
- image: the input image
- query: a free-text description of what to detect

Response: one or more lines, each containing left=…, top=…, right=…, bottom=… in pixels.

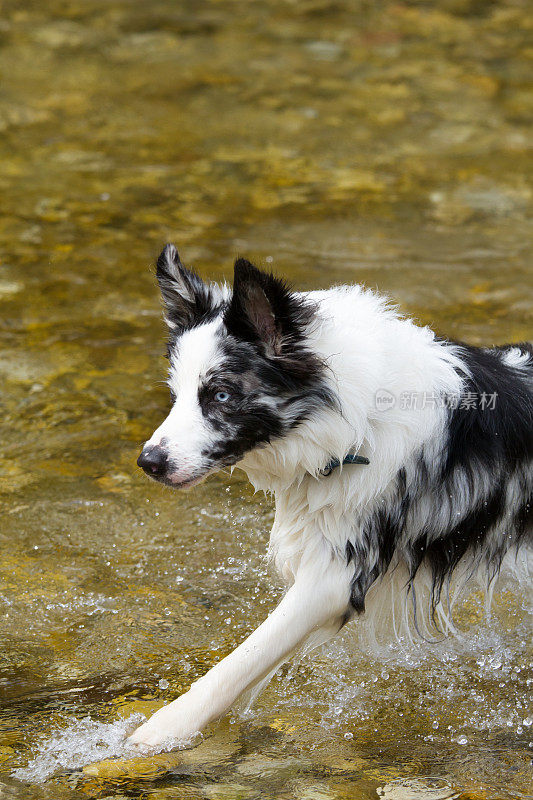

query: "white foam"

left=13, top=713, right=145, bottom=783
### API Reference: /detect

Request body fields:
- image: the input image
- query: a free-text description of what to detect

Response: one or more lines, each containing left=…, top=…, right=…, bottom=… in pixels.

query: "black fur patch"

left=416, top=482, right=506, bottom=610
left=197, top=330, right=335, bottom=467
left=156, top=244, right=222, bottom=344
left=348, top=469, right=410, bottom=613
left=443, top=342, right=533, bottom=478
left=224, top=258, right=327, bottom=388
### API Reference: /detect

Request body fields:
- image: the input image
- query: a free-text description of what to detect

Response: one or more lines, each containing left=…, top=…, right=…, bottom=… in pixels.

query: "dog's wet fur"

left=130, top=245, right=532, bottom=750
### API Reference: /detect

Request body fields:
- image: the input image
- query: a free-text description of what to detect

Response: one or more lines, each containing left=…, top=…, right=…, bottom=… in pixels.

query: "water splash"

left=13, top=713, right=145, bottom=783
left=264, top=573, right=532, bottom=752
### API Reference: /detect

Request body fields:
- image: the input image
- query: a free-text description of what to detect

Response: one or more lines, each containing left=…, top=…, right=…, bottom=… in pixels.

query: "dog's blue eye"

left=215, top=391, right=230, bottom=403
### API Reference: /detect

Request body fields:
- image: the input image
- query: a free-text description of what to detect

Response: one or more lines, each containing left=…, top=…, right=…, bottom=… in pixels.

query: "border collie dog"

left=129, top=244, right=532, bottom=749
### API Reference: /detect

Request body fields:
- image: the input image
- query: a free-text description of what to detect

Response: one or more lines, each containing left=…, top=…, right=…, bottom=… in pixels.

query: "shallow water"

left=0, top=0, right=532, bottom=797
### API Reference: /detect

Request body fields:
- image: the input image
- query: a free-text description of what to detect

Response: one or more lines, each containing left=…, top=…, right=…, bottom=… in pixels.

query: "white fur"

left=129, top=281, right=530, bottom=750
left=145, top=320, right=224, bottom=483
left=242, top=287, right=465, bottom=577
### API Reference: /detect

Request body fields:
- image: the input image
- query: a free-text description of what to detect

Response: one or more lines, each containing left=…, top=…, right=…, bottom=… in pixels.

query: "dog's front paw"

left=126, top=699, right=202, bottom=752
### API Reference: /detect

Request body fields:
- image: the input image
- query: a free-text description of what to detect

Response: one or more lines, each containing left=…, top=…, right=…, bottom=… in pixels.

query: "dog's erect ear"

left=224, top=258, right=313, bottom=356
left=156, top=244, right=215, bottom=333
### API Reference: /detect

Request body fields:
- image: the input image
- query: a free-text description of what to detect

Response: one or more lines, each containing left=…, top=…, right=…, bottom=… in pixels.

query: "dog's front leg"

left=127, top=558, right=351, bottom=750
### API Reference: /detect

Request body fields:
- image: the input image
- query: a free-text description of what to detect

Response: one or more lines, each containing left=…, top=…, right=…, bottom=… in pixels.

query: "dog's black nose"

left=137, top=445, right=167, bottom=476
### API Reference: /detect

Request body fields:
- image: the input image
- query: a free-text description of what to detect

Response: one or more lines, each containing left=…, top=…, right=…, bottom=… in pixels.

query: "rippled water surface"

left=0, top=1, right=532, bottom=798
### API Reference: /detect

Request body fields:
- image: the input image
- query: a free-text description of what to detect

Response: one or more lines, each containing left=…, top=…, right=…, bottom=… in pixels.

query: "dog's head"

left=137, top=244, right=333, bottom=488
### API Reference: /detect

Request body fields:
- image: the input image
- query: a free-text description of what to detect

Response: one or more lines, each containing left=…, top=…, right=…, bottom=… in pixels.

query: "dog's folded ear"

left=224, top=258, right=315, bottom=358
left=156, top=244, right=218, bottom=334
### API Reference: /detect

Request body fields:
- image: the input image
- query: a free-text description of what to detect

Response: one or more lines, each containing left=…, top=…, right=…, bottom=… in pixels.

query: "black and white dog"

left=129, top=244, right=532, bottom=749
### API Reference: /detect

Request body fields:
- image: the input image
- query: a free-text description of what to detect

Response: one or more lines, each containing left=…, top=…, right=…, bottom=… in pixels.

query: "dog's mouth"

left=149, top=469, right=212, bottom=490
left=169, top=474, right=206, bottom=490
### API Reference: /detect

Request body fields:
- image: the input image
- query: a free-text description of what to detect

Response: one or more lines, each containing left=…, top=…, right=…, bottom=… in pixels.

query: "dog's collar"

left=321, top=453, right=370, bottom=477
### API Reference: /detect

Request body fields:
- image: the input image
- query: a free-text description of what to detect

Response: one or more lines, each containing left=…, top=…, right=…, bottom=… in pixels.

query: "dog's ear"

left=156, top=244, right=215, bottom=333
left=224, top=258, right=312, bottom=356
